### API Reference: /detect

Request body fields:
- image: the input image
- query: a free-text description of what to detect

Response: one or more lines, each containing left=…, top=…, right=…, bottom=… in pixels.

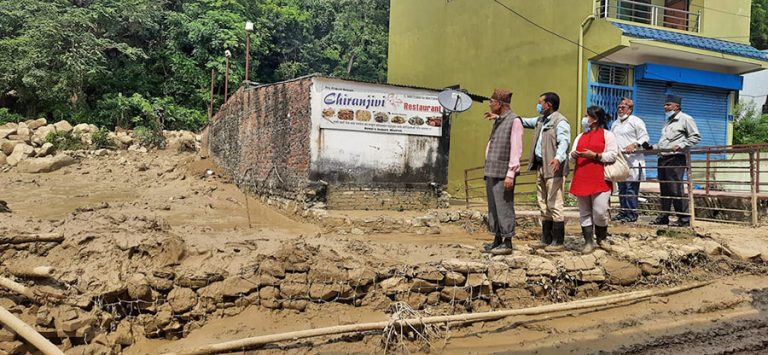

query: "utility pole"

left=245, top=21, right=253, bottom=82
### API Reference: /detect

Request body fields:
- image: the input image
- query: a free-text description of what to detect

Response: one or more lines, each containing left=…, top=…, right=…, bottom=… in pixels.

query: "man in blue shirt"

left=521, top=92, right=571, bottom=252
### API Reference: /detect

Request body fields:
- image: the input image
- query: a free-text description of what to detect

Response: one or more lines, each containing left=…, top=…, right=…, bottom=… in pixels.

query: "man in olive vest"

left=483, top=88, right=524, bottom=255
left=521, top=92, right=571, bottom=252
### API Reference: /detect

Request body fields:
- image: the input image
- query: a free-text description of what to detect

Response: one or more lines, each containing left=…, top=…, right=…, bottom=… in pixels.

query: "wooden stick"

left=0, top=233, right=64, bottom=244
left=8, top=266, right=56, bottom=279
left=166, top=281, right=710, bottom=355
left=0, top=276, right=37, bottom=300
left=0, top=305, right=64, bottom=355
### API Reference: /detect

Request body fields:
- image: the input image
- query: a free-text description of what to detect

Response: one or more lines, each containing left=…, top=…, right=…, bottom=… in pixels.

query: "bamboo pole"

left=0, top=276, right=37, bottom=300
left=8, top=266, right=56, bottom=279
left=0, top=305, right=64, bottom=355
left=0, top=233, right=64, bottom=244
left=166, top=281, right=710, bottom=355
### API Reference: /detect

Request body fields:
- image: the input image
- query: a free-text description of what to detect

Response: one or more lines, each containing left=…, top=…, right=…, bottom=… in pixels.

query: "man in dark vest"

left=521, top=92, right=571, bottom=252
left=482, top=88, right=524, bottom=255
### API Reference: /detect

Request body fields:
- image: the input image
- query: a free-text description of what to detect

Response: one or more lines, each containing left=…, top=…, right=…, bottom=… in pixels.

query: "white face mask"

left=619, top=114, right=629, bottom=120
left=581, top=116, right=590, bottom=132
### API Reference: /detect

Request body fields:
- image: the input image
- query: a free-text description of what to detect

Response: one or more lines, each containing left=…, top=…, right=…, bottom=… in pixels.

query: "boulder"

left=379, top=276, right=409, bottom=295
left=308, top=264, right=346, bottom=284
left=259, top=259, right=286, bottom=278
left=34, top=142, right=55, bottom=157
left=465, top=273, right=490, bottom=288
left=16, top=154, right=76, bottom=173
left=25, top=118, right=46, bottom=130
left=6, top=144, right=34, bottom=166
left=0, top=151, right=6, bottom=165
left=443, top=271, right=467, bottom=286
left=167, top=287, right=197, bottom=313
left=126, top=274, right=152, bottom=301
left=347, top=267, right=376, bottom=287
left=53, top=120, right=73, bottom=133
left=440, top=286, right=471, bottom=302
left=603, top=259, right=642, bottom=286
left=280, top=282, right=309, bottom=299
left=309, top=283, right=339, bottom=301
left=410, top=279, right=440, bottom=293
left=488, top=264, right=526, bottom=287
left=441, top=259, right=487, bottom=273
left=31, top=125, right=55, bottom=146
left=0, top=139, right=21, bottom=155
left=573, top=268, right=606, bottom=282
left=526, top=256, right=557, bottom=277
left=72, top=123, right=92, bottom=134
left=0, top=127, right=16, bottom=139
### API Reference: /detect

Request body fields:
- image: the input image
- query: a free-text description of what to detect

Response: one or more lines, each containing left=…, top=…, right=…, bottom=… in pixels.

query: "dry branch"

left=0, top=233, right=64, bottom=244
left=0, top=305, right=64, bottom=355
left=166, top=281, right=710, bottom=355
left=8, top=266, right=56, bottom=279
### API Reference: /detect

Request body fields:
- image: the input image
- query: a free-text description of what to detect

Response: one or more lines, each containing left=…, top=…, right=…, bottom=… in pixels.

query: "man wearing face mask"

left=610, top=97, right=649, bottom=222
left=521, top=92, right=571, bottom=252
left=648, top=95, right=700, bottom=227
left=482, top=88, right=524, bottom=255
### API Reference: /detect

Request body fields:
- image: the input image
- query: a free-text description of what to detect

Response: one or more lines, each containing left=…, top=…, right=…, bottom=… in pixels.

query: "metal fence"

left=464, top=144, right=768, bottom=227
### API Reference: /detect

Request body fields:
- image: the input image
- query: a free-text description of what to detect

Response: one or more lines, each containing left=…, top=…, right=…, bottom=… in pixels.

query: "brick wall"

left=209, top=78, right=313, bottom=201
left=326, top=184, right=442, bottom=211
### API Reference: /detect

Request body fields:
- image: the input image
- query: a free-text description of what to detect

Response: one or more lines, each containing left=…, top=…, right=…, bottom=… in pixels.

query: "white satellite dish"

left=438, top=89, right=472, bottom=112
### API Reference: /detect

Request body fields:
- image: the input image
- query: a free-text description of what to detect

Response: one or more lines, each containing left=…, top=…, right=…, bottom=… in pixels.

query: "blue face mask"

left=582, top=116, right=590, bottom=132
left=665, top=111, right=675, bottom=119
left=536, top=103, right=543, bottom=114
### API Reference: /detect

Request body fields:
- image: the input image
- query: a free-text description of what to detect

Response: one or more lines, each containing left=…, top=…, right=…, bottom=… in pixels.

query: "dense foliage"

left=734, top=103, right=768, bottom=145
left=752, top=0, right=768, bottom=50
left=0, top=0, right=389, bottom=131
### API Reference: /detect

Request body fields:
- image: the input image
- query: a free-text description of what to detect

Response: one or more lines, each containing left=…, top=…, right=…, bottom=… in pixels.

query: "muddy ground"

left=2, top=148, right=768, bottom=354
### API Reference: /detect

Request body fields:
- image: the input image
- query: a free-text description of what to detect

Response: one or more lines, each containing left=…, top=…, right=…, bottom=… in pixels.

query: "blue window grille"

left=587, top=62, right=634, bottom=129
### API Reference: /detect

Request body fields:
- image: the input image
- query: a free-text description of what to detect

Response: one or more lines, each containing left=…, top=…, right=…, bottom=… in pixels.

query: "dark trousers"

left=485, top=176, right=516, bottom=239
left=618, top=181, right=640, bottom=220
left=658, top=155, right=689, bottom=221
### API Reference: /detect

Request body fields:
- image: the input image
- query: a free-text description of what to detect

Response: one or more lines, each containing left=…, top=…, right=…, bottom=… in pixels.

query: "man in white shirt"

left=610, top=97, right=649, bottom=222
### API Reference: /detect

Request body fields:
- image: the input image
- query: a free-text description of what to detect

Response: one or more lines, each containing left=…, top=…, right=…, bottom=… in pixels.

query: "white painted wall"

left=740, top=60, right=768, bottom=115
left=309, top=77, right=445, bottom=183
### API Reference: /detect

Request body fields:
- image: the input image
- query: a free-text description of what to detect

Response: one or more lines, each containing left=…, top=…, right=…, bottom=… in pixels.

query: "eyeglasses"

left=617, top=105, right=629, bottom=109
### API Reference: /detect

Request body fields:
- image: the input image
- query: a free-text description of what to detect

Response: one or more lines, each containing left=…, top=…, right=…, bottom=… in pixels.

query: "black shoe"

left=673, top=219, right=690, bottom=227
left=491, top=237, right=514, bottom=255
left=650, top=216, right=669, bottom=225
left=611, top=214, right=626, bottom=221
left=483, top=235, right=503, bottom=252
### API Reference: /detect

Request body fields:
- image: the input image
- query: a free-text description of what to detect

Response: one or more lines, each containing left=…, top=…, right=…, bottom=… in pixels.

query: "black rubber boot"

left=650, top=216, right=669, bottom=225
left=533, top=220, right=553, bottom=249
left=545, top=221, right=566, bottom=252
left=483, top=234, right=503, bottom=253
left=595, top=225, right=608, bottom=247
left=491, top=237, right=514, bottom=255
left=581, top=225, right=595, bottom=254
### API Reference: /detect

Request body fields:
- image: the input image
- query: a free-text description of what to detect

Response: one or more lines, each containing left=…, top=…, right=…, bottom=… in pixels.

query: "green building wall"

left=388, top=0, right=755, bottom=197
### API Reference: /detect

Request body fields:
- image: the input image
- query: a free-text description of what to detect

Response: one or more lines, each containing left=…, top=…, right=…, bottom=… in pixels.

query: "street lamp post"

left=224, top=49, right=231, bottom=101
left=245, top=21, right=253, bottom=82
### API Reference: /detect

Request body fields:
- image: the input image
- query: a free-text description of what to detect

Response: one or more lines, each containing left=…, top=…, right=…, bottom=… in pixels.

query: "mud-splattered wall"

left=209, top=75, right=450, bottom=210
left=209, top=77, right=313, bottom=201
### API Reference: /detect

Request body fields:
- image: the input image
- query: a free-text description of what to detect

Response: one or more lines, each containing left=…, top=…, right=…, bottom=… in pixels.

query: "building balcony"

left=596, top=0, right=701, bottom=33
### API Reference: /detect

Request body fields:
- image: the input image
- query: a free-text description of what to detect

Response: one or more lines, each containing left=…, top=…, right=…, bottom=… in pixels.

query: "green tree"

left=753, top=0, right=768, bottom=49
left=734, top=103, right=768, bottom=144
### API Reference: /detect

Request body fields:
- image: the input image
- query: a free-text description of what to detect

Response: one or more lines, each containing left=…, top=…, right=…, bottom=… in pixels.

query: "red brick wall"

left=209, top=78, right=313, bottom=201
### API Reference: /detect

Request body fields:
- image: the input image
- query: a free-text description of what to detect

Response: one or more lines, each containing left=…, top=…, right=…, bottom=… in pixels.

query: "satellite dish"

left=438, top=89, right=472, bottom=113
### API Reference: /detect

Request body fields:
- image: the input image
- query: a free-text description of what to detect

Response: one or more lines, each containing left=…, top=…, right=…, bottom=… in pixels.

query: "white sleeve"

left=569, top=133, right=582, bottom=163
left=601, top=130, right=619, bottom=163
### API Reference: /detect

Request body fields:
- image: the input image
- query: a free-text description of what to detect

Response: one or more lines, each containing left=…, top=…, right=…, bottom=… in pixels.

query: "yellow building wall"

left=691, top=0, right=752, bottom=44
left=388, top=0, right=595, bottom=197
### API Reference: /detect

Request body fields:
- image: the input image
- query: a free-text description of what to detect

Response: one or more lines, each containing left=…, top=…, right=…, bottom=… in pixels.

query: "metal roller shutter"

left=634, top=80, right=729, bottom=178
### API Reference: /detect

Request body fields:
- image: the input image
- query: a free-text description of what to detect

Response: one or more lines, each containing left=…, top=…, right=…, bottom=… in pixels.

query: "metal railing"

left=596, top=0, right=701, bottom=33
left=464, top=144, right=768, bottom=227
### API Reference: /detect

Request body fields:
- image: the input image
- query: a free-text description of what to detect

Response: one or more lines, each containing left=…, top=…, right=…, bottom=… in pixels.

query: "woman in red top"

left=569, top=106, right=619, bottom=253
